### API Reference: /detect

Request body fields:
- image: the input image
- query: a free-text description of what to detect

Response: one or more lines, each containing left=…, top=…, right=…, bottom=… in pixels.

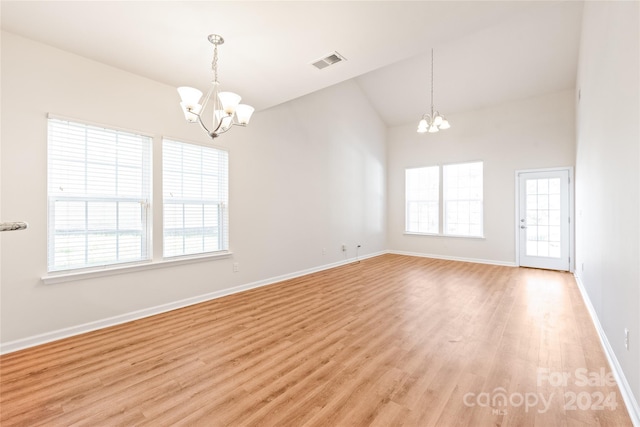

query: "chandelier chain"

left=431, top=48, right=434, bottom=116
left=212, top=43, right=219, bottom=83
left=416, top=47, right=450, bottom=134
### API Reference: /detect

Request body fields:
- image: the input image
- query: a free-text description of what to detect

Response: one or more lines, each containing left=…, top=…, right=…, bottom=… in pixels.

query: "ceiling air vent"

left=311, top=52, right=346, bottom=70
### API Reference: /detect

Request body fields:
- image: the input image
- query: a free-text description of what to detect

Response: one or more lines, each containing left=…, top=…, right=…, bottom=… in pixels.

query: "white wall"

left=387, top=90, right=576, bottom=264
left=575, top=0, right=640, bottom=414
left=228, top=82, right=387, bottom=281
left=0, top=32, right=386, bottom=346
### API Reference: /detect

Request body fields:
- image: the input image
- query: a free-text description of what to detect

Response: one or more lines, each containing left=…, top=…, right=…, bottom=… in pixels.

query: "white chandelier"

left=417, top=48, right=450, bottom=134
left=178, top=34, right=254, bottom=140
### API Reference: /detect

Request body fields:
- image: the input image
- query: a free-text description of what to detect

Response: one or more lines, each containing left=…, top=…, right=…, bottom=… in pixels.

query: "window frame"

left=404, top=160, right=484, bottom=239
left=443, top=161, right=484, bottom=238
left=405, top=166, right=440, bottom=235
left=43, top=116, right=233, bottom=285
left=46, top=116, right=152, bottom=273
left=162, top=138, right=230, bottom=259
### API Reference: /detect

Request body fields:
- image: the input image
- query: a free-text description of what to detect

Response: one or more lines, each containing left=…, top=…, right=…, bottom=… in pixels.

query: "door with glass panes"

left=517, top=169, right=571, bottom=271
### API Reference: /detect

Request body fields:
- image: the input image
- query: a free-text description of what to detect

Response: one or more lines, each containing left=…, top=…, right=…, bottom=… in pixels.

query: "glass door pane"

left=525, top=178, right=562, bottom=259
left=518, top=170, right=570, bottom=271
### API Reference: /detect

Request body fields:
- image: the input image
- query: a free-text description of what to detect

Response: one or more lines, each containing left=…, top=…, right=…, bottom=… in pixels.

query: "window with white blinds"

left=47, top=118, right=152, bottom=272
left=443, top=161, right=484, bottom=237
left=163, top=139, right=229, bottom=258
left=405, top=166, right=439, bottom=234
left=405, top=161, right=484, bottom=237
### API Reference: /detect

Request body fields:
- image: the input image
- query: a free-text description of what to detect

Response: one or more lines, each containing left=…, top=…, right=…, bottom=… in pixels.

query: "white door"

left=517, top=169, right=571, bottom=271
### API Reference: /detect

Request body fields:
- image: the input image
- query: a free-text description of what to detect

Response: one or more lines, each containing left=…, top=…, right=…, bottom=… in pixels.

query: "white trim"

left=388, top=250, right=516, bottom=267
left=403, top=231, right=440, bottom=237
left=574, top=274, right=640, bottom=427
left=42, top=251, right=233, bottom=285
left=161, top=134, right=229, bottom=153
left=2, top=251, right=386, bottom=355
left=47, top=113, right=155, bottom=139
left=515, top=170, right=520, bottom=267
left=405, top=161, right=484, bottom=239
left=514, top=166, right=575, bottom=272
left=403, top=232, right=486, bottom=240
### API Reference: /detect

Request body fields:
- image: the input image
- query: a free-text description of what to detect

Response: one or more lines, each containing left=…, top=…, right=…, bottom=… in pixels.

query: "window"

left=443, top=161, right=483, bottom=237
left=162, top=139, right=229, bottom=258
left=405, top=161, right=483, bottom=237
left=405, top=166, right=439, bottom=234
left=47, top=118, right=151, bottom=272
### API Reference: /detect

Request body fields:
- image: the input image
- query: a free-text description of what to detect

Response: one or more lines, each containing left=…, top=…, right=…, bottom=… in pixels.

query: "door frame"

left=514, top=166, right=574, bottom=272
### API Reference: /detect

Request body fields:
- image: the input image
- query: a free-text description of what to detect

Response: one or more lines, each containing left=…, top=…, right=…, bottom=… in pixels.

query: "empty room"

left=1, top=1, right=638, bottom=426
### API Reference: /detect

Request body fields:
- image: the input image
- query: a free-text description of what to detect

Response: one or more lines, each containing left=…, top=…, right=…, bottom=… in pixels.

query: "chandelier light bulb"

left=218, top=91, right=242, bottom=115
left=177, top=86, right=203, bottom=108
left=235, top=104, right=256, bottom=125
left=180, top=102, right=202, bottom=122
left=417, top=119, right=428, bottom=133
left=214, top=110, right=233, bottom=131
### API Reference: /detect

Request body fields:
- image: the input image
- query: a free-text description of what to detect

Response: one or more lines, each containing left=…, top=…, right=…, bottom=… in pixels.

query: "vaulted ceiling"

left=1, top=1, right=583, bottom=126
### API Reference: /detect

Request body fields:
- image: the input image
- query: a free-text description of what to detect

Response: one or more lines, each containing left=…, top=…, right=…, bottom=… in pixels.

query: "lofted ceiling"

left=0, top=1, right=583, bottom=127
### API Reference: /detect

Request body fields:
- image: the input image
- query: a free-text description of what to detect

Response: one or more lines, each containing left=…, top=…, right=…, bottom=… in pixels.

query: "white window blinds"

left=162, top=139, right=229, bottom=258
left=47, top=118, right=152, bottom=272
left=405, top=166, right=440, bottom=234
left=443, top=161, right=483, bottom=237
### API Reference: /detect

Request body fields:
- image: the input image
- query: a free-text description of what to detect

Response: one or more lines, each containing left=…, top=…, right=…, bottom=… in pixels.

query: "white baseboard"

left=387, top=250, right=517, bottom=267
left=574, top=274, right=640, bottom=427
left=0, top=251, right=386, bottom=355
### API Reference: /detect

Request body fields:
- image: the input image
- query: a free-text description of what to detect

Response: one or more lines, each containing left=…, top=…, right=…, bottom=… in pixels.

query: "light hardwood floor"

left=0, top=254, right=633, bottom=426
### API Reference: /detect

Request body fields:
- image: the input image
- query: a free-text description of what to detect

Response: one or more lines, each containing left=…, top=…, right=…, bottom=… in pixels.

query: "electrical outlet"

left=322, top=248, right=326, bottom=256
left=625, top=328, right=629, bottom=350
left=581, top=263, right=584, bottom=272
left=233, top=262, right=239, bottom=273
left=341, top=244, right=346, bottom=252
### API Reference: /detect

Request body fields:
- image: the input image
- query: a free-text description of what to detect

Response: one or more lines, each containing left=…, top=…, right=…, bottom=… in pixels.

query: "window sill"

left=42, top=251, right=233, bottom=285
left=404, top=232, right=486, bottom=240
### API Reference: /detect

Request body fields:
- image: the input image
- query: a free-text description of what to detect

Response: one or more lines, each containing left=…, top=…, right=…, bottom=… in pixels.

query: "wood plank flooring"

left=0, top=254, right=633, bottom=426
